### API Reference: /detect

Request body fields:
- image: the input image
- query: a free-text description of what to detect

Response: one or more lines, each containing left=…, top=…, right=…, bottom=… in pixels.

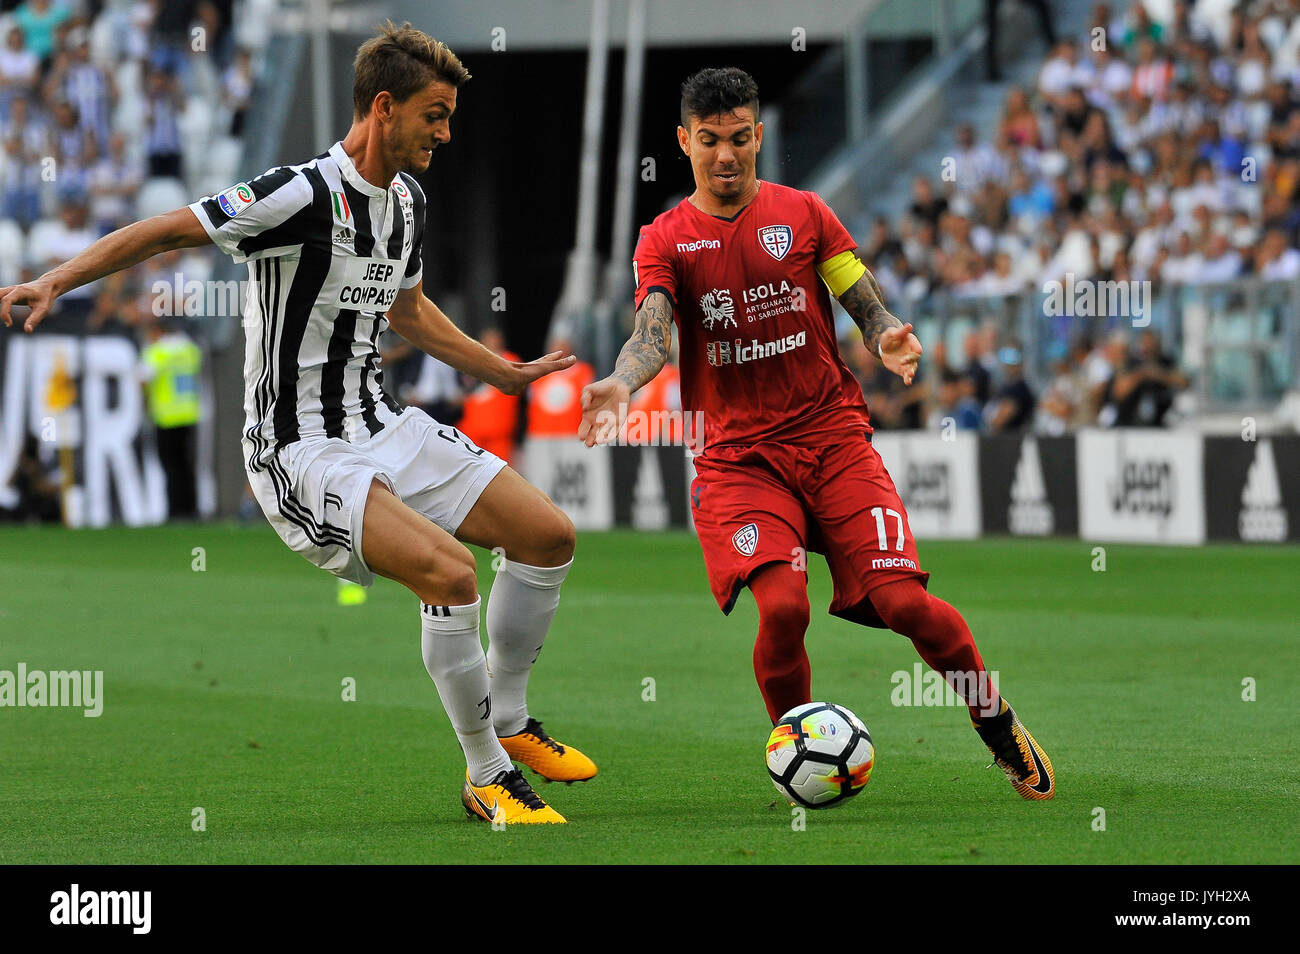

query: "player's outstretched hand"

left=879, top=321, right=922, bottom=386
left=0, top=278, right=55, bottom=333
left=497, top=350, right=576, bottom=395
left=578, top=376, right=631, bottom=447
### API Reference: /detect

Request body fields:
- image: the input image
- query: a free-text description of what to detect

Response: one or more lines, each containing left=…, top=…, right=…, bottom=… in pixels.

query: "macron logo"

left=676, top=239, right=721, bottom=253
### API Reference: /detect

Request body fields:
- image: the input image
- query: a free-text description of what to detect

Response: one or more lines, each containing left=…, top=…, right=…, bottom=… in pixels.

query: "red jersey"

left=633, top=181, right=870, bottom=455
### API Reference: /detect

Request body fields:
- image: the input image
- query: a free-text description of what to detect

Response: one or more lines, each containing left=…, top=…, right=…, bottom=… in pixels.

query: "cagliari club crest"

left=758, top=225, right=793, bottom=261
left=732, top=523, right=759, bottom=556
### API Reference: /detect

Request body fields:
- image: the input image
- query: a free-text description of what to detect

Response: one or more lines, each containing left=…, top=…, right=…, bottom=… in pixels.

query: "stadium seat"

left=136, top=178, right=190, bottom=220
left=25, top=218, right=62, bottom=268
left=0, top=218, right=25, bottom=286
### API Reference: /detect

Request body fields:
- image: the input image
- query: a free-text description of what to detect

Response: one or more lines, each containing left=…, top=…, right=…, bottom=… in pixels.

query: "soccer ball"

left=766, top=702, right=875, bottom=808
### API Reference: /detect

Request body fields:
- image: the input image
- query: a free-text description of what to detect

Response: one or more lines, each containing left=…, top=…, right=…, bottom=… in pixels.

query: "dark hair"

left=679, top=67, right=759, bottom=129
left=353, top=20, right=470, bottom=118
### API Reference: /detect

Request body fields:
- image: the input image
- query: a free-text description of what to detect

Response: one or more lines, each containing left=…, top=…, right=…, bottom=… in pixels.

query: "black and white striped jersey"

left=188, top=141, right=426, bottom=471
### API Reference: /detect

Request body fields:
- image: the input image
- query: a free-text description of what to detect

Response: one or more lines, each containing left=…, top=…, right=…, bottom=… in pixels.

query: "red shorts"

left=690, top=433, right=929, bottom=627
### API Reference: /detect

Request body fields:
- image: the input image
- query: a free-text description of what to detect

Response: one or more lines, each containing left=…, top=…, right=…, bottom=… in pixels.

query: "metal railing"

left=894, top=278, right=1299, bottom=414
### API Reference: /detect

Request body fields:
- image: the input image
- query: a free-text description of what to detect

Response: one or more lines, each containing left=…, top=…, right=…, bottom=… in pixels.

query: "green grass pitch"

left=1, top=524, right=1296, bottom=864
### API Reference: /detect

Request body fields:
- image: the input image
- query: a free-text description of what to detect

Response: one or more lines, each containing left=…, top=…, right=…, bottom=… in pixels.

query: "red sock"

left=749, top=564, right=812, bottom=723
left=870, top=578, right=1000, bottom=720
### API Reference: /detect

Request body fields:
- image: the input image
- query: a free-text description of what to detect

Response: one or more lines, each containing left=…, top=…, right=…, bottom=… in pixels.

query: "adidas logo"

left=1239, top=439, right=1287, bottom=541
left=332, top=227, right=354, bottom=246
left=1008, top=436, right=1053, bottom=535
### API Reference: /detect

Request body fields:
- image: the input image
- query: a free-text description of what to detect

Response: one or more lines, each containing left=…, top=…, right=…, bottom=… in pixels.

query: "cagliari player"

left=580, top=67, right=1053, bottom=800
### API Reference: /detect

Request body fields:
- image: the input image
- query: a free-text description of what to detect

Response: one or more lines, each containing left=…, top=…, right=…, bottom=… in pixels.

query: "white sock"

left=486, top=556, right=573, bottom=736
left=420, top=598, right=512, bottom=785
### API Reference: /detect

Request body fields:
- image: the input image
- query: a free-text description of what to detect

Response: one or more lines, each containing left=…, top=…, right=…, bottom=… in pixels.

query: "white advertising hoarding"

left=1078, top=429, right=1205, bottom=544
left=521, top=437, right=613, bottom=531
left=870, top=432, right=981, bottom=539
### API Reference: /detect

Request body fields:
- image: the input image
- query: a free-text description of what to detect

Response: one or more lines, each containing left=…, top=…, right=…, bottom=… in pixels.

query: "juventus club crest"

left=758, top=225, right=793, bottom=261
left=732, top=523, right=758, bottom=556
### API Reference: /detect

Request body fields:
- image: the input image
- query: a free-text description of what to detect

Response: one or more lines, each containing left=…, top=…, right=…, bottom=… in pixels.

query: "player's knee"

left=754, top=577, right=811, bottom=642
left=515, top=505, right=576, bottom=567
left=871, top=579, right=934, bottom=636
left=441, top=561, right=480, bottom=606
left=545, top=508, right=577, bottom=564
left=411, top=542, right=479, bottom=606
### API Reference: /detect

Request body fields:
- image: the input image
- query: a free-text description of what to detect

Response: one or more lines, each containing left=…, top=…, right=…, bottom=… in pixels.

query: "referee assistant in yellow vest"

left=140, top=320, right=201, bottom=518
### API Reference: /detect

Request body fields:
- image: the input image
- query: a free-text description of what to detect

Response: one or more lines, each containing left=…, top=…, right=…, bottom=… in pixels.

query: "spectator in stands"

left=1120, top=2, right=1165, bottom=49
left=1057, top=86, right=1105, bottom=144
left=49, top=27, right=115, bottom=155
left=0, top=131, right=41, bottom=227
left=929, top=367, right=983, bottom=432
left=0, top=26, right=39, bottom=118
left=1007, top=165, right=1054, bottom=227
left=4, top=93, right=46, bottom=158
left=863, top=355, right=927, bottom=430
left=142, top=66, right=184, bottom=178
left=1198, top=232, right=1243, bottom=282
left=1255, top=227, right=1300, bottom=279
left=47, top=99, right=95, bottom=197
left=1086, top=331, right=1125, bottom=425
left=1130, top=38, right=1173, bottom=101
left=13, top=0, right=72, bottom=67
left=952, top=123, right=1000, bottom=194
left=860, top=214, right=903, bottom=264
left=222, top=47, right=254, bottom=137
left=1039, top=40, right=1085, bottom=111
left=1087, top=42, right=1134, bottom=110
left=1000, top=85, right=1042, bottom=149
left=87, top=131, right=143, bottom=234
left=1035, top=340, right=1084, bottom=436
left=961, top=328, right=994, bottom=407
left=979, top=249, right=1027, bottom=296
left=1107, top=329, right=1187, bottom=427
left=988, top=345, right=1035, bottom=432
left=30, top=193, right=97, bottom=318
left=1161, top=230, right=1199, bottom=283
left=908, top=175, right=948, bottom=228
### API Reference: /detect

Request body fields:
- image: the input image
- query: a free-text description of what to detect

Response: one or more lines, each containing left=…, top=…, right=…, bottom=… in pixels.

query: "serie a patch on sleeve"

left=217, top=182, right=255, bottom=218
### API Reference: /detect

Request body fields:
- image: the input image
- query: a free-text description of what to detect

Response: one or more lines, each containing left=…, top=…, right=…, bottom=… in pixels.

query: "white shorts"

left=246, top=407, right=507, bottom=586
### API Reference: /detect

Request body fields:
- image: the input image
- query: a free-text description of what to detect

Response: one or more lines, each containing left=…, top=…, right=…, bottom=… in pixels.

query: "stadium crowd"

left=0, top=0, right=263, bottom=523
left=0, top=0, right=259, bottom=328
left=852, top=0, right=1299, bottom=431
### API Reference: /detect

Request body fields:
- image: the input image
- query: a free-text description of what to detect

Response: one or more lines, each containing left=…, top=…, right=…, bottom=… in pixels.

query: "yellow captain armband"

left=815, top=250, right=868, bottom=297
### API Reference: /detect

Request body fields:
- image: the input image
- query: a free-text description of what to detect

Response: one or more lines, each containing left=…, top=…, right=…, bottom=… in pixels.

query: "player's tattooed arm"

left=838, top=269, right=901, bottom=354
left=838, top=269, right=922, bottom=386
left=612, top=291, right=672, bottom=393
left=579, top=291, right=672, bottom=447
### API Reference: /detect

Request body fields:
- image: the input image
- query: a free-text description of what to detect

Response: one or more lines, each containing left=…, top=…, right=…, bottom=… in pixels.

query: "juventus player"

left=2, top=23, right=594, bottom=824
left=580, top=68, right=1054, bottom=800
